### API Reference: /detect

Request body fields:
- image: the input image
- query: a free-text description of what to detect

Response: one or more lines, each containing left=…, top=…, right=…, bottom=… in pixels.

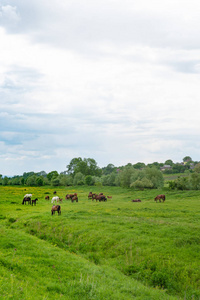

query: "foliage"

left=67, top=157, right=102, bottom=177
left=85, top=175, right=94, bottom=186
left=0, top=186, right=200, bottom=300
left=47, top=171, right=59, bottom=181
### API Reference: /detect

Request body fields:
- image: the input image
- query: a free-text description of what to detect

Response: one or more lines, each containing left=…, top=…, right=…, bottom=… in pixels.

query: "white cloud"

left=1, top=1, right=200, bottom=176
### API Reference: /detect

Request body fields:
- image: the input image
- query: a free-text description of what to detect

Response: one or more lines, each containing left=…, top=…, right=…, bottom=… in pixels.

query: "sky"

left=1, top=0, right=200, bottom=176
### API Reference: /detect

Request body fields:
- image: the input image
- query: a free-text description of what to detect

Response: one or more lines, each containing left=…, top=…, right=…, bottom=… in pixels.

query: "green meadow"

left=0, top=186, right=200, bottom=299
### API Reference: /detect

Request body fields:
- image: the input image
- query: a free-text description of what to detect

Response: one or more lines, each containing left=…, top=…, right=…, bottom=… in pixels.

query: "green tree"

left=133, top=162, right=146, bottom=169
left=73, top=172, right=85, bottom=185
left=119, top=165, right=136, bottom=188
left=165, top=159, right=174, bottom=166
left=2, top=176, right=9, bottom=186
left=26, top=175, right=37, bottom=186
left=145, top=167, right=164, bottom=188
left=130, top=178, right=153, bottom=190
left=102, top=164, right=116, bottom=175
left=36, top=176, right=44, bottom=186
left=183, top=156, right=192, bottom=162
left=51, top=177, right=60, bottom=186
left=85, top=175, right=94, bottom=186
left=47, top=171, right=59, bottom=181
left=67, top=157, right=101, bottom=177
left=194, top=163, right=200, bottom=173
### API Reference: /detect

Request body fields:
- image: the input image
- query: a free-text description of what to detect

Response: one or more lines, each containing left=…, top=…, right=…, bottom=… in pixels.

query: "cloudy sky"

left=1, top=0, right=200, bottom=176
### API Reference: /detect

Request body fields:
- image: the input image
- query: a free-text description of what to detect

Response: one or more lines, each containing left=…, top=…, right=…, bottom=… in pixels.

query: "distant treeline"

left=1, top=156, right=200, bottom=190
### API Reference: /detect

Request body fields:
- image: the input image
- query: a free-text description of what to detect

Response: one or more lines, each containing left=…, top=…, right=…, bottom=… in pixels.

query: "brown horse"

left=131, top=199, right=141, bottom=202
left=154, top=194, right=165, bottom=202
left=22, top=197, right=31, bottom=205
left=45, top=196, right=49, bottom=200
left=51, top=205, right=61, bottom=215
left=71, top=196, right=78, bottom=202
left=93, top=194, right=107, bottom=202
left=32, top=198, right=38, bottom=206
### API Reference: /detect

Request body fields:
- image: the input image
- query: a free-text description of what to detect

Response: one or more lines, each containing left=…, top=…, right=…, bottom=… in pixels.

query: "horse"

left=51, top=196, right=59, bottom=203
left=53, top=191, right=57, bottom=194
left=51, top=205, right=61, bottom=215
left=154, top=194, right=165, bottom=203
left=71, top=195, right=78, bottom=203
left=22, top=197, right=31, bottom=205
left=93, top=194, right=107, bottom=202
left=45, top=196, right=49, bottom=200
left=24, top=194, right=32, bottom=198
left=107, top=196, right=112, bottom=199
left=131, top=199, right=141, bottom=202
left=65, top=193, right=77, bottom=200
left=32, top=198, right=38, bottom=206
left=88, top=192, right=93, bottom=199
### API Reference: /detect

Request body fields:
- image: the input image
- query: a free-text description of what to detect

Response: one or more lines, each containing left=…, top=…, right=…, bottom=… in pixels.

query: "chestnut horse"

left=51, top=205, right=61, bottom=215
left=154, top=194, right=165, bottom=202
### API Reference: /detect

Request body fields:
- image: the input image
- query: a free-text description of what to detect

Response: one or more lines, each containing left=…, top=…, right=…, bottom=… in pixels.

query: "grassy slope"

left=0, top=186, right=200, bottom=299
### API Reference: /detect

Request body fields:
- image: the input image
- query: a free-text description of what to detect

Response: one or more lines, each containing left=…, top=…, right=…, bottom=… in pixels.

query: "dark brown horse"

left=45, top=195, right=49, bottom=200
left=131, top=199, right=141, bottom=202
left=71, top=195, right=78, bottom=202
left=93, top=194, right=107, bottom=202
left=51, top=205, right=61, bottom=215
left=154, top=194, right=165, bottom=202
left=22, top=197, right=31, bottom=205
left=65, top=193, right=77, bottom=200
left=32, top=198, right=38, bottom=206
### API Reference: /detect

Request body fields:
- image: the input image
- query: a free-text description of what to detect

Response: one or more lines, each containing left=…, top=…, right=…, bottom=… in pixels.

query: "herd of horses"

left=21, top=191, right=166, bottom=216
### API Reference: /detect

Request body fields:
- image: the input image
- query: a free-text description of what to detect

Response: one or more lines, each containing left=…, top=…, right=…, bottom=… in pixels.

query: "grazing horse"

left=131, top=199, right=141, bottom=202
left=93, top=194, right=107, bottom=202
left=32, top=198, right=38, bottom=206
left=22, top=197, right=31, bottom=205
left=154, top=194, right=165, bottom=203
left=65, top=193, right=77, bottom=200
left=51, top=196, right=59, bottom=203
left=45, top=196, right=49, bottom=200
left=88, top=192, right=93, bottom=199
left=53, top=191, right=57, bottom=194
left=51, top=205, right=61, bottom=215
left=107, top=196, right=112, bottom=199
left=24, top=194, right=32, bottom=198
left=71, top=195, right=78, bottom=203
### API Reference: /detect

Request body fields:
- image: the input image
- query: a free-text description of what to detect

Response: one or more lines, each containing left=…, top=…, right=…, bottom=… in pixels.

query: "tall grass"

left=0, top=186, right=200, bottom=299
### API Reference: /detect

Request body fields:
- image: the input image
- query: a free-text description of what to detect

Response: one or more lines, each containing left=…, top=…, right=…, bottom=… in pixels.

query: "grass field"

left=0, top=186, right=200, bottom=299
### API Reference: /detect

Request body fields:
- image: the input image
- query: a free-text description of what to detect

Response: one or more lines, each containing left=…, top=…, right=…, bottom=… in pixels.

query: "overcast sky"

left=1, top=0, right=200, bottom=176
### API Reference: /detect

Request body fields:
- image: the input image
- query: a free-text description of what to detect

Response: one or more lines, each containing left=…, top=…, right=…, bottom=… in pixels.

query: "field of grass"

left=0, top=186, right=200, bottom=299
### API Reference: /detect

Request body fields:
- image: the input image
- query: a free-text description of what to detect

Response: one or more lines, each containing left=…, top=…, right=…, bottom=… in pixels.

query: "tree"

left=2, top=176, right=9, bottom=186
left=183, top=156, right=192, bottom=162
left=102, top=164, right=116, bottom=175
left=85, top=175, right=94, bottom=186
left=194, top=163, right=200, bottom=173
left=119, top=165, right=136, bottom=188
left=36, top=177, right=44, bottom=186
left=47, top=171, right=59, bottom=181
left=26, top=175, right=37, bottom=186
left=73, top=172, right=85, bottom=185
left=165, top=159, right=173, bottom=166
left=130, top=178, right=153, bottom=190
left=51, top=177, right=60, bottom=186
left=67, top=157, right=101, bottom=177
left=133, top=162, right=146, bottom=169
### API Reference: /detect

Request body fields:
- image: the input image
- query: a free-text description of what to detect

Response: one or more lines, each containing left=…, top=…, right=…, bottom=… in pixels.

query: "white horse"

left=24, top=194, right=32, bottom=198
left=51, top=196, right=59, bottom=204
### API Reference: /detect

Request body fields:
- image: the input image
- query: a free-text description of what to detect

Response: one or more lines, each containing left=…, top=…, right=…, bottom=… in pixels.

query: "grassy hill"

left=0, top=186, right=200, bottom=299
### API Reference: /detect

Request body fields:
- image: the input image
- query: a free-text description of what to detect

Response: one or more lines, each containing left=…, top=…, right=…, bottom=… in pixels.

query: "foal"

left=32, top=198, right=38, bottom=206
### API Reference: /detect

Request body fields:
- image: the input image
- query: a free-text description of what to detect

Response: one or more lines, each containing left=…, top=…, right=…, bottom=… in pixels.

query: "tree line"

left=1, top=156, right=200, bottom=190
